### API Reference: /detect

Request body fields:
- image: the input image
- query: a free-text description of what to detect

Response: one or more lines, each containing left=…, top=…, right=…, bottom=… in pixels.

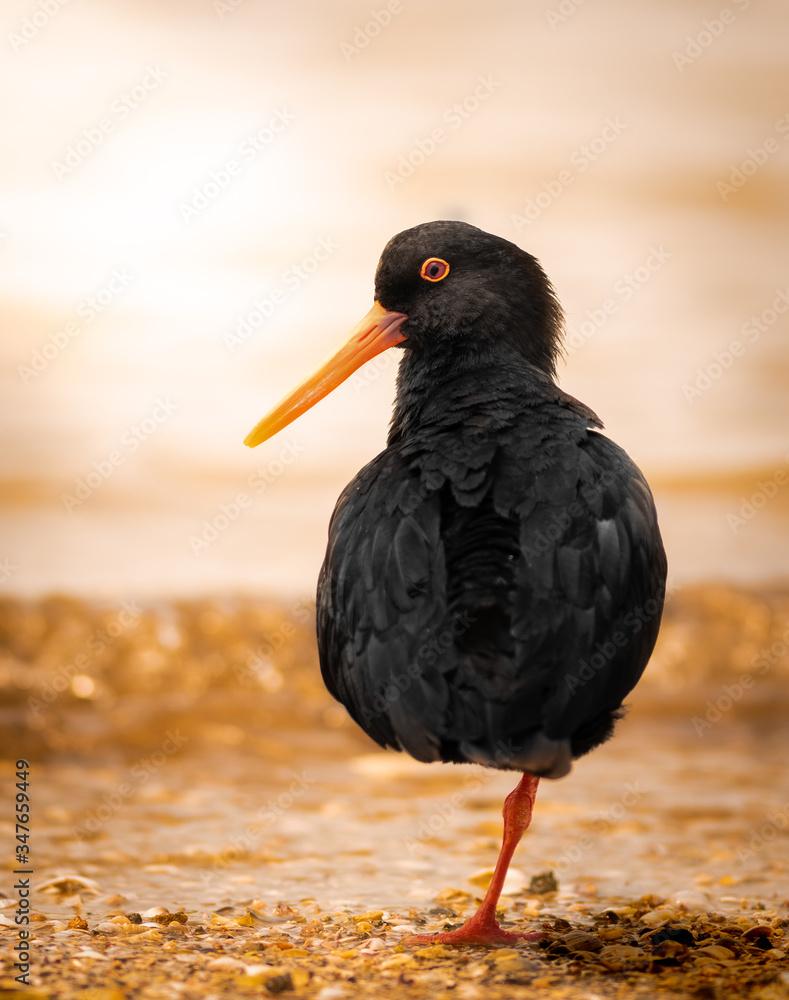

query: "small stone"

left=563, top=930, right=603, bottom=953
left=265, top=972, right=294, bottom=994
left=490, top=947, right=523, bottom=967
left=654, top=939, right=688, bottom=960
left=414, top=944, right=454, bottom=959
left=528, top=871, right=559, bottom=895
left=360, top=937, right=387, bottom=952
left=75, top=948, right=106, bottom=960
left=669, top=890, right=708, bottom=909
left=695, top=944, right=735, bottom=960
left=37, top=874, right=100, bottom=895
left=466, top=867, right=525, bottom=894
left=743, top=924, right=773, bottom=941
left=435, top=888, right=472, bottom=904
left=599, top=944, right=647, bottom=970
left=640, top=907, right=675, bottom=928
left=67, top=915, right=88, bottom=930
left=468, top=868, right=495, bottom=889
left=138, top=928, right=163, bottom=941
left=208, top=956, right=245, bottom=970
left=94, top=921, right=120, bottom=934
left=650, top=925, right=695, bottom=947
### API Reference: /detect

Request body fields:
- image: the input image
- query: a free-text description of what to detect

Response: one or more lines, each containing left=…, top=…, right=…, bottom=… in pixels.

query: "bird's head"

left=245, top=220, right=562, bottom=447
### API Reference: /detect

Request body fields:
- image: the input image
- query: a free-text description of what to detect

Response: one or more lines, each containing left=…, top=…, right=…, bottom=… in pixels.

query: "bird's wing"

left=471, top=421, right=667, bottom=764
left=317, top=449, right=450, bottom=761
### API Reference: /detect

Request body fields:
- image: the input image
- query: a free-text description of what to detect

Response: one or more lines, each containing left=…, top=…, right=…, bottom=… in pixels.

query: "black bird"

left=244, top=221, right=667, bottom=945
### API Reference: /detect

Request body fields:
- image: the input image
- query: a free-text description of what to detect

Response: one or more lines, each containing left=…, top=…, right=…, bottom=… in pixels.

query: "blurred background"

left=0, top=0, right=787, bottom=595
left=1, top=1, right=788, bottom=995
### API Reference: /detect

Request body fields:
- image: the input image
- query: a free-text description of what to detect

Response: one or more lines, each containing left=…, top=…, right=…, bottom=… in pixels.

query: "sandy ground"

left=0, top=587, right=788, bottom=997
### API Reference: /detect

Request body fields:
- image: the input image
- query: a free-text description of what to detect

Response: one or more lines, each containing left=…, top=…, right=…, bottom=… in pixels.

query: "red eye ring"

left=420, top=257, right=450, bottom=283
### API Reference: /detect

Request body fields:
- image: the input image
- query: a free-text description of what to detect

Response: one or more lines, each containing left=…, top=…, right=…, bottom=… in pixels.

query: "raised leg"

left=405, top=772, right=541, bottom=946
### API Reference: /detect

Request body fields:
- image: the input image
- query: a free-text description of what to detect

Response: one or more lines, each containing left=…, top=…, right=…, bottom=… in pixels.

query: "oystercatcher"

left=245, top=221, right=667, bottom=945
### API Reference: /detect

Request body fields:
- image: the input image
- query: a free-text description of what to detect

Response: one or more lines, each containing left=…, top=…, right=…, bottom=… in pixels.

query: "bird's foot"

left=404, top=916, right=542, bottom=948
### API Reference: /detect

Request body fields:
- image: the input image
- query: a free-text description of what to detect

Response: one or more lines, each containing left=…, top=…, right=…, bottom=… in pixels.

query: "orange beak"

left=244, top=301, right=408, bottom=448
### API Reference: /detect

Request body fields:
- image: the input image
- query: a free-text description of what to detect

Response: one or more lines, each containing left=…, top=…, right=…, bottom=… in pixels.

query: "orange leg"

left=405, top=772, right=541, bottom=946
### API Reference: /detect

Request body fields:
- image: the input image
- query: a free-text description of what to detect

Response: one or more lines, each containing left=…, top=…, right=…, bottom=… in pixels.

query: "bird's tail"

left=459, top=730, right=572, bottom=779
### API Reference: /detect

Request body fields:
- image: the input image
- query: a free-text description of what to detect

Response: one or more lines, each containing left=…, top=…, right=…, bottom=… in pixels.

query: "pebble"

left=598, top=944, right=648, bottom=970
left=563, top=930, right=603, bottom=953
left=94, top=921, right=121, bottom=934
left=37, top=874, right=100, bottom=895
left=264, top=971, right=294, bottom=994
left=207, top=956, right=245, bottom=970
left=528, top=870, right=559, bottom=894
left=696, top=944, right=736, bottom=960
left=639, top=907, right=675, bottom=927
left=359, top=936, right=387, bottom=952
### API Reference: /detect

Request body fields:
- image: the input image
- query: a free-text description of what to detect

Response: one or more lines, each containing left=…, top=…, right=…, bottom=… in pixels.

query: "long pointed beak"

left=244, top=301, right=408, bottom=448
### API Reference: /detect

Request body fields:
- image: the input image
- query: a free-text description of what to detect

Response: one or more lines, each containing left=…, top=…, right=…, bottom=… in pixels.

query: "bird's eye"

left=420, top=257, right=450, bottom=283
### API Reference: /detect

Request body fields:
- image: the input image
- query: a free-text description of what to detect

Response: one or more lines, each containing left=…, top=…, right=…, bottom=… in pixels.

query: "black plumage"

left=316, top=221, right=666, bottom=779
left=245, top=219, right=667, bottom=945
